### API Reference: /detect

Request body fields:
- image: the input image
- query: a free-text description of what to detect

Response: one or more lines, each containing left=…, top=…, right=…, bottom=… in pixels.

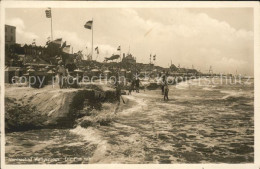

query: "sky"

left=5, top=8, right=254, bottom=75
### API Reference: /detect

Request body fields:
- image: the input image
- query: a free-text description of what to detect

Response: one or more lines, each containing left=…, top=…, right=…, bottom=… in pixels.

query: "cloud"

left=6, top=17, right=39, bottom=43
left=53, top=30, right=116, bottom=62
left=6, top=17, right=25, bottom=29
left=6, top=8, right=254, bottom=75
left=54, top=30, right=86, bottom=50
left=126, top=9, right=253, bottom=75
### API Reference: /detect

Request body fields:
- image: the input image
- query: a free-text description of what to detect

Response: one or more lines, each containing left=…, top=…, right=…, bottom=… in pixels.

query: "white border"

left=0, top=1, right=259, bottom=169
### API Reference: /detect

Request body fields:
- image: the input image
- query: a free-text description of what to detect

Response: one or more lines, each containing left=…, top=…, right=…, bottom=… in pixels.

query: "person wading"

left=115, top=80, right=121, bottom=103
left=128, top=78, right=135, bottom=95
left=135, top=77, right=140, bottom=93
left=161, top=72, right=166, bottom=95
left=164, top=83, right=169, bottom=101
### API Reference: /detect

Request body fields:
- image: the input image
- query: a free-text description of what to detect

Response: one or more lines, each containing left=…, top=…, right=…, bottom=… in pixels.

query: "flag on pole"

left=61, top=41, right=66, bottom=48
left=153, top=54, right=156, bottom=61
left=62, top=45, right=71, bottom=54
left=87, top=53, right=92, bottom=60
left=117, top=46, right=121, bottom=51
left=45, top=8, right=51, bottom=18
left=95, top=46, right=99, bottom=54
left=32, top=39, right=36, bottom=46
left=53, top=38, right=62, bottom=46
left=46, top=37, right=51, bottom=45
left=84, top=20, right=93, bottom=29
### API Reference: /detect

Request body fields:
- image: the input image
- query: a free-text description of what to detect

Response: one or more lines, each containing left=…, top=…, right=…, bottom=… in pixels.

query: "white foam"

left=70, top=126, right=109, bottom=163
left=175, top=81, right=190, bottom=89
left=202, top=87, right=214, bottom=91
left=120, top=95, right=148, bottom=115
left=220, top=90, right=245, bottom=99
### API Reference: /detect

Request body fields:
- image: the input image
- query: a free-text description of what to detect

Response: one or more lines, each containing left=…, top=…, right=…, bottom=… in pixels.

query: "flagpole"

left=96, top=52, right=98, bottom=61
left=91, top=18, right=93, bottom=60
left=119, top=46, right=121, bottom=62
left=50, top=8, right=53, bottom=41
left=86, top=47, right=88, bottom=60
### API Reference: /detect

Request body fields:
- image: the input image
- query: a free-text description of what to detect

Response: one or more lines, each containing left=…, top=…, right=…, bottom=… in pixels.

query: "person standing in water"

left=128, top=78, right=135, bottom=95
left=135, top=78, right=140, bottom=93
left=115, top=80, right=121, bottom=102
left=161, top=72, right=166, bottom=95
left=164, top=83, right=169, bottom=101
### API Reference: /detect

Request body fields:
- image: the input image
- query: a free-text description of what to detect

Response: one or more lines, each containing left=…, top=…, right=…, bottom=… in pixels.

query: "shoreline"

left=4, top=76, right=224, bottom=133
left=5, top=83, right=120, bottom=133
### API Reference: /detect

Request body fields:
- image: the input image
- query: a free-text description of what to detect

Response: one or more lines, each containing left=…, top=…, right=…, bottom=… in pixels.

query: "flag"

left=117, top=46, right=121, bottom=51
left=61, top=41, right=66, bottom=48
left=46, top=37, right=51, bottom=45
left=45, top=8, right=51, bottom=18
left=87, top=53, right=92, bottom=60
left=153, top=54, right=156, bottom=61
left=95, top=46, right=99, bottom=54
left=84, top=20, right=93, bottom=29
left=62, top=45, right=70, bottom=54
left=52, top=38, right=62, bottom=46
left=32, top=39, right=36, bottom=46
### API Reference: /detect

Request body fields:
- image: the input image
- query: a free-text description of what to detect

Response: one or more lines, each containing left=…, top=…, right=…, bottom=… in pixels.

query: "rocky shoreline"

left=5, top=84, right=121, bottom=133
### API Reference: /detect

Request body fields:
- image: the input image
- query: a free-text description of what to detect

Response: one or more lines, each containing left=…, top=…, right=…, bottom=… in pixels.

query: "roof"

left=186, top=69, right=198, bottom=73
left=170, top=64, right=177, bottom=69
left=5, top=66, right=22, bottom=71
left=178, top=68, right=187, bottom=73
left=24, top=55, right=50, bottom=66
left=5, top=24, right=16, bottom=28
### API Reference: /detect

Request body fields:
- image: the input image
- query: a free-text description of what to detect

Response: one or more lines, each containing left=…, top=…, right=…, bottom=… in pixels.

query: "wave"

left=202, top=87, right=214, bottom=91
left=70, top=126, right=109, bottom=163
left=119, top=95, right=148, bottom=116
left=220, top=90, right=253, bottom=101
left=175, top=82, right=191, bottom=89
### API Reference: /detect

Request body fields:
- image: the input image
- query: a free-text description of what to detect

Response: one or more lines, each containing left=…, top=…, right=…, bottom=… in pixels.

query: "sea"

left=5, top=77, right=254, bottom=164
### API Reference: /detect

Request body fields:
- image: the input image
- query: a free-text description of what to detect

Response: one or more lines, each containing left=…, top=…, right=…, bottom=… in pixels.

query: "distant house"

left=121, top=53, right=137, bottom=71
left=5, top=25, right=16, bottom=48
left=5, top=66, right=23, bottom=83
left=178, top=68, right=187, bottom=73
left=122, top=53, right=136, bottom=65
left=170, top=64, right=178, bottom=71
left=23, top=54, right=50, bottom=66
left=186, top=69, right=198, bottom=74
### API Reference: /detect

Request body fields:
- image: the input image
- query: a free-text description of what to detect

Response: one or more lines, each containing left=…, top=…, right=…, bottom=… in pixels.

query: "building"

left=121, top=53, right=137, bottom=71
left=5, top=25, right=16, bottom=48
left=122, top=53, right=136, bottom=65
left=169, top=63, right=178, bottom=71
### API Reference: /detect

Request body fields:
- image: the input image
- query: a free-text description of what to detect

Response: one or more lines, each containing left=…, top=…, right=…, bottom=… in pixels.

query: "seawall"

left=5, top=84, right=119, bottom=132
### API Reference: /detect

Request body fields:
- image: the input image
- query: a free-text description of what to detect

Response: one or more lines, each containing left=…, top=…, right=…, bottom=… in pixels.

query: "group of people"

left=114, top=77, right=142, bottom=104
left=56, top=60, right=79, bottom=89
left=128, top=78, right=141, bottom=95
left=115, top=74, right=170, bottom=104
left=57, top=60, right=170, bottom=101
left=56, top=60, right=69, bottom=89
